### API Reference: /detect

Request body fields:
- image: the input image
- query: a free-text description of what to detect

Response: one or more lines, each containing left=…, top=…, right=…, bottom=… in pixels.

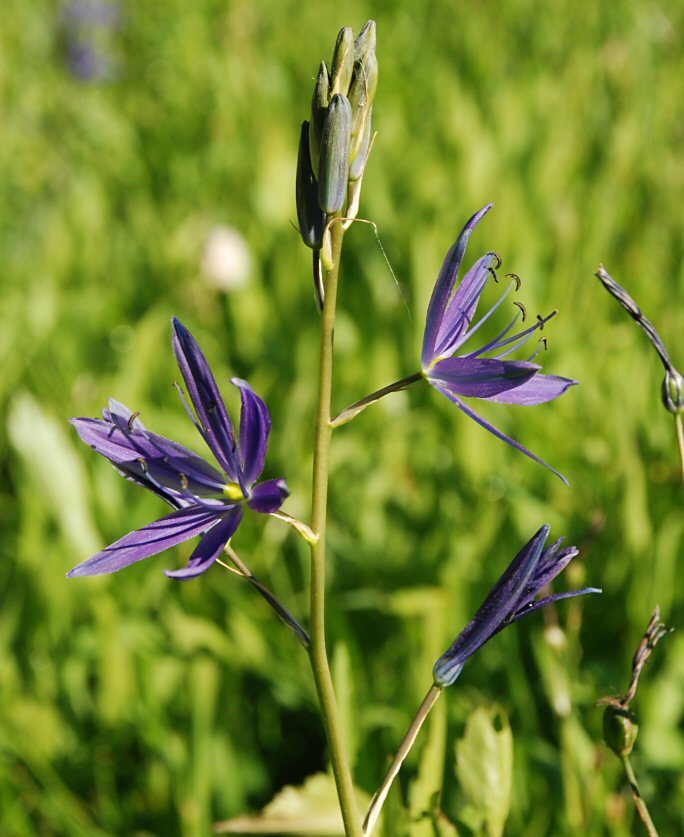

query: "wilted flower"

left=433, top=525, right=600, bottom=687
left=422, top=204, right=577, bottom=482
left=68, top=319, right=289, bottom=579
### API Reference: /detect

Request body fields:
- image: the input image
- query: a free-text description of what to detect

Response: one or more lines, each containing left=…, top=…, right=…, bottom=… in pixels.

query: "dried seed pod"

left=296, top=121, right=326, bottom=249
left=318, top=93, right=352, bottom=214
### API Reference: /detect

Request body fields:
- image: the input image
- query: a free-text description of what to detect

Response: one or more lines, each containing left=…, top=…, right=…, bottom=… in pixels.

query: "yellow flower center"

left=223, top=482, right=245, bottom=501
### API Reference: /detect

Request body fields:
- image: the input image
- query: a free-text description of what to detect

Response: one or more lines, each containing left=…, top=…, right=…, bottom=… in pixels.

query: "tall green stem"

left=309, top=222, right=363, bottom=837
left=621, top=755, right=659, bottom=837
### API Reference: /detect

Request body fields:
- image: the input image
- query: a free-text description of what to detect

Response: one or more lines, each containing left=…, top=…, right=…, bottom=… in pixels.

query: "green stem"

left=309, top=222, right=363, bottom=836
left=363, top=684, right=444, bottom=836
left=331, top=372, right=425, bottom=428
left=621, top=755, right=659, bottom=836
left=674, top=413, right=684, bottom=484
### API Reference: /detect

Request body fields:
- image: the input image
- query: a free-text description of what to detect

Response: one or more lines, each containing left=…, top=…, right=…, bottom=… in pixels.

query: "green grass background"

left=1, top=0, right=683, bottom=834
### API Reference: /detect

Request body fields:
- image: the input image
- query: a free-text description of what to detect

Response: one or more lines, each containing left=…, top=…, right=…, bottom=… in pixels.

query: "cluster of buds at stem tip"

left=296, top=21, right=378, bottom=308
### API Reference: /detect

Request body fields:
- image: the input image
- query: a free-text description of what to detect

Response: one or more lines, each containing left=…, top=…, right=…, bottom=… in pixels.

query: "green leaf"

left=455, top=708, right=513, bottom=837
left=214, top=773, right=371, bottom=835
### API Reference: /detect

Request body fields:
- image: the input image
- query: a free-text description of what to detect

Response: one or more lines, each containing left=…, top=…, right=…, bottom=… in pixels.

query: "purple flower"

left=433, top=525, right=600, bottom=686
left=68, top=318, right=289, bottom=580
left=422, top=204, right=577, bottom=482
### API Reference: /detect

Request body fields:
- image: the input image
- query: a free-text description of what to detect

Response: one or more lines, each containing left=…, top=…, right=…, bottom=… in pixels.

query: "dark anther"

left=180, top=473, right=189, bottom=491
left=513, top=300, right=528, bottom=321
left=127, top=411, right=141, bottom=431
left=536, top=314, right=545, bottom=330
left=486, top=266, right=499, bottom=283
left=136, top=457, right=148, bottom=473
left=506, top=273, right=522, bottom=291
left=487, top=251, right=502, bottom=269
left=539, top=336, right=548, bottom=351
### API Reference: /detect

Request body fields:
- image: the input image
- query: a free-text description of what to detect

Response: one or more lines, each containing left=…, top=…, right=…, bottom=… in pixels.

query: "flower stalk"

left=309, top=220, right=363, bottom=836
left=363, top=684, right=443, bottom=836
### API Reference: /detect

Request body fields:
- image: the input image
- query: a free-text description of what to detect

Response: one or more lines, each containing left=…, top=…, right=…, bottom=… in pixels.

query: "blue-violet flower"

left=433, top=524, right=600, bottom=687
left=422, top=204, right=577, bottom=482
left=68, top=318, right=289, bottom=579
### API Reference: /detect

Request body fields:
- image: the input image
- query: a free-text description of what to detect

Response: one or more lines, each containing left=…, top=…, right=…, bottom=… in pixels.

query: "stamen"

left=486, top=265, right=499, bottom=283
left=127, top=411, right=141, bottom=432
left=513, top=301, right=528, bottom=322
left=487, top=251, right=502, bottom=270
left=180, top=473, right=189, bottom=491
left=466, top=311, right=520, bottom=358
left=459, top=283, right=514, bottom=348
left=539, top=336, right=548, bottom=351
left=137, top=457, right=148, bottom=473
left=506, top=273, right=521, bottom=290
left=485, top=310, right=558, bottom=359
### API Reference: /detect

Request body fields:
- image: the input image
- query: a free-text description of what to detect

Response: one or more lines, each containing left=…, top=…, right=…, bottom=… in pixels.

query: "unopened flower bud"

left=318, top=93, right=352, bottom=214
left=330, top=26, right=354, bottom=97
left=348, top=51, right=378, bottom=159
left=309, top=61, right=330, bottom=178
left=603, top=706, right=639, bottom=757
left=296, top=121, right=326, bottom=249
left=353, top=19, right=376, bottom=63
left=349, top=106, right=372, bottom=180
left=662, top=369, right=684, bottom=415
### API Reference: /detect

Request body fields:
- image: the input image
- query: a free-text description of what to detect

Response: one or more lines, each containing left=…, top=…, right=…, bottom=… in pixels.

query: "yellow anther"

left=223, top=482, right=245, bottom=501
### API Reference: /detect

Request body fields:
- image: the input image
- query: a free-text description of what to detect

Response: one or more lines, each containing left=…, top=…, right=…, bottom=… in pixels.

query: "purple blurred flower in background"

left=68, top=318, right=289, bottom=579
left=61, top=0, right=121, bottom=82
left=433, top=524, right=600, bottom=686
left=422, top=204, right=577, bottom=482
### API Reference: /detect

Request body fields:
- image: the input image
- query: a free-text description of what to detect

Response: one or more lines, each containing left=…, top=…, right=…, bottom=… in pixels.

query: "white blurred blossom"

left=201, top=226, right=252, bottom=292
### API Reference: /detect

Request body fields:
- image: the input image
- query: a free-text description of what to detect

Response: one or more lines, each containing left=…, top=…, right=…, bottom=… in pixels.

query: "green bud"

left=330, top=27, right=354, bottom=97
left=662, top=369, right=684, bottom=414
left=603, top=706, right=639, bottom=757
left=348, top=51, right=378, bottom=159
left=296, top=121, right=326, bottom=249
left=318, top=93, right=352, bottom=214
left=349, top=106, right=372, bottom=180
left=309, top=61, right=330, bottom=178
left=354, top=19, right=376, bottom=63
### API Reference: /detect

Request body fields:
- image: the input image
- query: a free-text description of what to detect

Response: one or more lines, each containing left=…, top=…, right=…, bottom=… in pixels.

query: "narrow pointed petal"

left=433, top=526, right=550, bottom=686
left=67, top=506, right=221, bottom=577
left=483, top=373, right=577, bottom=406
left=232, top=378, right=271, bottom=486
left=70, top=416, right=226, bottom=497
left=422, top=204, right=492, bottom=368
left=165, top=506, right=243, bottom=579
left=510, top=587, right=602, bottom=622
left=248, top=478, right=290, bottom=514
left=429, top=357, right=539, bottom=399
left=171, top=318, right=241, bottom=481
left=431, top=382, right=569, bottom=485
left=432, top=255, right=493, bottom=360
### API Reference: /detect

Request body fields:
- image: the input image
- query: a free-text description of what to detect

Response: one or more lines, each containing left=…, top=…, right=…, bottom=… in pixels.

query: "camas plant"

left=69, top=21, right=602, bottom=836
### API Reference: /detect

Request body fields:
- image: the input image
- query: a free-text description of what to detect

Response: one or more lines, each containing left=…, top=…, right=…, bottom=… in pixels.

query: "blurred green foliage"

left=1, top=0, right=683, bottom=834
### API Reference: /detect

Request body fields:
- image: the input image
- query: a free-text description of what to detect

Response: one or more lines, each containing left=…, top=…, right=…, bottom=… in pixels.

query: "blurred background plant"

left=1, top=0, right=682, bottom=834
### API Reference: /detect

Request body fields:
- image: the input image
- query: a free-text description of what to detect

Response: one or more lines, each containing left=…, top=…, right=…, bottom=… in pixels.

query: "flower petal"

left=422, top=204, right=492, bottom=368
left=482, top=373, right=578, bottom=406
left=172, top=318, right=241, bottom=481
left=67, top=506, right=221, bottom=577
left=429, top=357, right=539, bottom=399
left=248, top=478, right=290, bottom=514
left=165, top=506, right=244, bottom=579
left=70, top=415, right=226, bottom=498
left=433, top=526, right=550, bottom=686
left=510, top=587, right=602, bottom=622
left=431, top=381, right=569, bottom=485
left=232, top=378, right=271, bottom=486
left=432, top=254, right=494, bottom=360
